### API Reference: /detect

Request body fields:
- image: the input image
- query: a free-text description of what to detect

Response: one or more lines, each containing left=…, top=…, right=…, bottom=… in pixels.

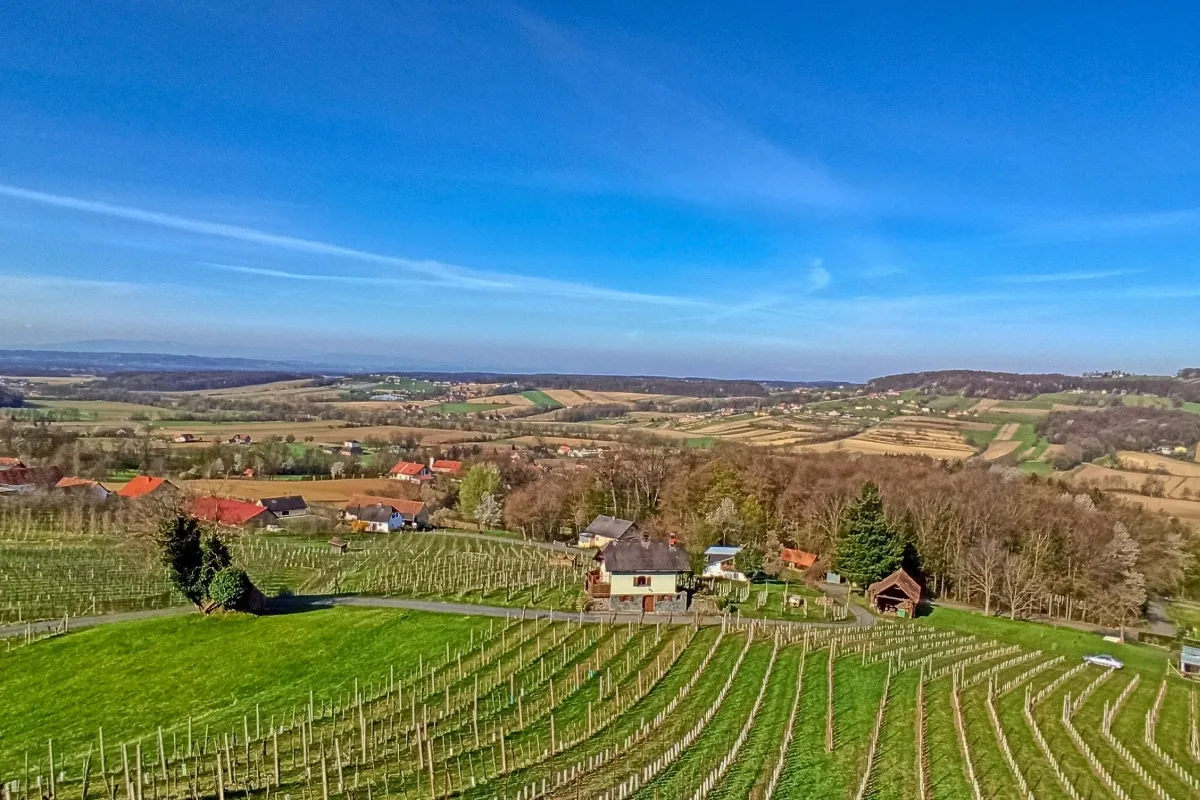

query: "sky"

left=1, top=2, right=1199, bottom=380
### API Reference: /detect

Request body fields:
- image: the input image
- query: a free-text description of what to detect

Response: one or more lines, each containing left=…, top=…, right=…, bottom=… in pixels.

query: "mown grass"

left=520, top=390, right=563, bottom=410
left=0, top=607, right=488, bottom=774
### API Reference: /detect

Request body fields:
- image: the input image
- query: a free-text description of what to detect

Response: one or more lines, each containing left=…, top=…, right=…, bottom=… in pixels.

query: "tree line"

left=868, top=369, right=1200, bottom=402
left=1038, top=406, right=1200, bottom=468
left=494, top=445, right=1196, bottom=623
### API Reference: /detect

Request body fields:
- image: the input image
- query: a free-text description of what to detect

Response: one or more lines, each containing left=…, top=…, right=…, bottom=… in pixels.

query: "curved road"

left=0, top=584, right=871, bottom=641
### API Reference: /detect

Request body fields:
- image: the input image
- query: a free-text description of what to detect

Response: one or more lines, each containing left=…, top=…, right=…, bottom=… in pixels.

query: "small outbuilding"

left=866, top=567, right=922, bottom=617
left=328, top=537, right=350, bottom=554
left=703, top=545, right=746, bottom=581
left=577, top=515, right=641, bottom=549
left=1181, top=645, right=1200, bottom=677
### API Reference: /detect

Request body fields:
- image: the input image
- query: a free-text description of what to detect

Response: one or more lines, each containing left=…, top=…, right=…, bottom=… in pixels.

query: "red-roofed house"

left=117, top=475, right=176, bottom=499
left=190, top=496, right=278, bottom=528
left=388, top=461, right=433, bottom=483
left=0, top=457, right=27, bottom=471
left=343, top=494, right=430, bottom=530
left=0, top=466, right=62, bottom=494
left=56, top=476, right=111, bottom=499
left=780, top=548, right=820, bottom=572
left=430, top=459, right=463, bottom=477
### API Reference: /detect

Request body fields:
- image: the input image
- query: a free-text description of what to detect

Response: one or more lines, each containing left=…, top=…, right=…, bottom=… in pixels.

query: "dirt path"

left=995, top=422, right=1020, bottom=440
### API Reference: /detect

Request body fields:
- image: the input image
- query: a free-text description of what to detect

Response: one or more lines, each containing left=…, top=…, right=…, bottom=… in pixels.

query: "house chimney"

left=669, top=533, right=677, bottom=548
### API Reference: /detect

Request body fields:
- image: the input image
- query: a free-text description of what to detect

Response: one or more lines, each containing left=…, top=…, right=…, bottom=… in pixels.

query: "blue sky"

left=2, top=2, right=1199, bottom=380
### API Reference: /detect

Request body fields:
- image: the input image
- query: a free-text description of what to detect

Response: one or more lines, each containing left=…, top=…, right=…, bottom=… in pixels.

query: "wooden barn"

left=866, top=567, right=922, bottom=617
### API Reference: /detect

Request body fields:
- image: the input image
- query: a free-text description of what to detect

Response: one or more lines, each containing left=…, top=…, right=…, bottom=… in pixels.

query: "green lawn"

left=963, top=424, right=1000, bottom=449
left=520, top=390, right=564, bottom=410
left=0, top=607, right=489, bottom=773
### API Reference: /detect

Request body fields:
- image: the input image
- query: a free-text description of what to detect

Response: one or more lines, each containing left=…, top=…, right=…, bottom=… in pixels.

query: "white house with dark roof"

left=702, top=545, right=746, bottom=581
left=586, top=533, right=691, bottom=613
left=258, top=495, right=309, bottom=518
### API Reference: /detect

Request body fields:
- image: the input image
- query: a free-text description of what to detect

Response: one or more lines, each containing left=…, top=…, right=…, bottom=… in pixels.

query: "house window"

left=633, top=576, right=650, bottom=587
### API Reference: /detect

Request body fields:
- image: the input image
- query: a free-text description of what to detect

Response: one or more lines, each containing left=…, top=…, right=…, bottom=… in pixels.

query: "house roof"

left=867, top=567, right=922, bottom=602
left=259, top=495, right=307, bottom=513
left=346, top=494, right=426, bottom=517
left=0, top=466, right=62, bottom=488
left=390, top=461, right=429, bottom=476
left=353, top=504, right=396, bottom=523
left=0, top=457, right=26, bottom=469
left=191, top=496, right=273, bottom=526
left=598, top=538, right=691, bottom=574
left=780, top=548, right=819, bottom=569
left=1182, top=645, right=1200, bottom=666
left=56, top=476, right=104, bottom=490
left=431, top=459, right=462, bottom=473
left=583, top=515, right=640, bottom=541
left=704, top=545, right=741, bottom=565
left=118, top=475, right=170, bottom=498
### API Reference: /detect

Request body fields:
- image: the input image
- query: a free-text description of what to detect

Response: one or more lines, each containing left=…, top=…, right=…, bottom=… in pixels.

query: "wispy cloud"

left=506, top=8, right=855, bottom=214
left=1015, top=208, right=1200, bottom=242
left=0, top=183, right=707, bottom=307
left=988, top=269, right=1139, bottom=284
left=807, top=259, right=832, bottom=292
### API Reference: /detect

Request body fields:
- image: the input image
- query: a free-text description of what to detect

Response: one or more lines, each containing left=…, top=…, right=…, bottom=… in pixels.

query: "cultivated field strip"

left=4, top=619, right=1194, bottom=800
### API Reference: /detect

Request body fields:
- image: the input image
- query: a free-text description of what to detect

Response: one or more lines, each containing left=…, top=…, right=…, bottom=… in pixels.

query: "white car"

left=1083, top=654, right=1124, bottom=670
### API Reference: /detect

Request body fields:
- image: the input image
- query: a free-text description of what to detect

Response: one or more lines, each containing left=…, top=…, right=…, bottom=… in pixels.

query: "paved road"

left=1, top=589, right=871, bottom=640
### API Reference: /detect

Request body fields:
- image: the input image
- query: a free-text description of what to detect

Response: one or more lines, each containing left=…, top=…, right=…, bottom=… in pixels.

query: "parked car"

left=1083, top=654, right=1124, bottom=670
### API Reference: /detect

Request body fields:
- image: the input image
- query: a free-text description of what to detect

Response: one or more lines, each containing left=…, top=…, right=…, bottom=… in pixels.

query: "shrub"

left=208, top=567, right=252, bottom=610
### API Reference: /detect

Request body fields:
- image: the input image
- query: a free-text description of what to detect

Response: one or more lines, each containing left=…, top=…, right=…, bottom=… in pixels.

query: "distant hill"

left=867, top=369, right=1200, bottom=402
left=0, top=349, right=324, bottom=376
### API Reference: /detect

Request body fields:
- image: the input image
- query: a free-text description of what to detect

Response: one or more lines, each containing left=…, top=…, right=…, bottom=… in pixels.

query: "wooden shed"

left=866, top=567, right=922, bottom=617
left=328, top=537, right=350, bottom=554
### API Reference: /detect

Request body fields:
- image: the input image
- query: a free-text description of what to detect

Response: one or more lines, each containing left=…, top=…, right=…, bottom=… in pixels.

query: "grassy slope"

left=0, top=607, right=487, bottom=773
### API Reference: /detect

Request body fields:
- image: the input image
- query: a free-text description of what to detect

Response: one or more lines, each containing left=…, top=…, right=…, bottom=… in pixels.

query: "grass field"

left=520, top=390, right=564, bottom=410
left=4, top=600, right=1187, bottom=800
left=425, top=401, right=514, bottom=414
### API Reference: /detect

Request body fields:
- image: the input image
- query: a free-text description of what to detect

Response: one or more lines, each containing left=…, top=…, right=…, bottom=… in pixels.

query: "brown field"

left=1070, top=462, right=1200, bottom=501
left=968, top=398, right=999, bottom=414
left=796, top=416, right=976, bottom=460
left=542, top=389, right=592, bottom=407
left=1114, top=450, right=1200, bottom=477
left=151, top=420, right=482, bottom=446
left=1106, top=493, right=1200, bottom=529
left=982, top=439, right=1023, bottom=461
left=181, top=477, right=402, bottom=504
left=574, top=390, right=666, bottom=404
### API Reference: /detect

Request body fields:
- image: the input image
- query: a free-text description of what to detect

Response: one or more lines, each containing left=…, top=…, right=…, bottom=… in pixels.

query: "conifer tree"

left=834, top=482, right=904, bottom=588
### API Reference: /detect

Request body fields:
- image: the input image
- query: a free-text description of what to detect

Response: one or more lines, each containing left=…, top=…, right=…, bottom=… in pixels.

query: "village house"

left=55, top=476, right=111, bottom=500
left=866, top=567, right=922, bottom=617
left=258, top=495, right=309, bottom=518
left=343, top=495, right=430, bottom=531
left=577, top=515, right=641, bottom=549
left=430, top=458, right=463, bottom=477
left=388, top=461, right=433, bottom=483
left=228, top=434, right=253, bottom=445
left=190, top=496, right=278, bottom=528
left=0, top=466, right=63, bottom=495
left=173, top=433, right=201, bottom=443
left=586, top=533, right=691, bottom=613
left=0, top=457, right=28, bottom=471
left=702, top=545, right=746, bottom=581
left=340, top=440, right=364, bottom=456
left=116, top=475, right=176, bottom=500
left=1180, top=645, right=1200, bottom=677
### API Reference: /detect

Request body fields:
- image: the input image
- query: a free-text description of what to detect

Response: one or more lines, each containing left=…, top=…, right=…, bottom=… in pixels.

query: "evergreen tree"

left=834, top=483, right=904, bottom=588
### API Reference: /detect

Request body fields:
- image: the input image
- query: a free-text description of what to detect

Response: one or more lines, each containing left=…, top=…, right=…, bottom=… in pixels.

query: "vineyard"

left=3, top=607, right=1195, bottom=800
left=0, top=520, right=587, bottom=626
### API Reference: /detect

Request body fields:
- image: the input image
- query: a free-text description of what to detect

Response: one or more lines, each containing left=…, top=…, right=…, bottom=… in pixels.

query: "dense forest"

left=868, top=369, right=1200, bottom=402
left=497, top=445, right=1195, bottom=622
left=1038, top=407, right=1200, bottom=467
left=69, top=371, right=313, bottom=392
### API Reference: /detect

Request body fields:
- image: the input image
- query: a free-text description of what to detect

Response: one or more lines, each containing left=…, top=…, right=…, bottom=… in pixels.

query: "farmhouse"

left=191, top=496, right=278, bottom=528
left=258, top=495, right=309, bottom=518
left=430, top=459, right=463, bottom=477
left=117, top=475, right=176, bottom=500
left=340, top=440, right=364, bottom=456
left=577, top=515, right=641, bottom=549
left=172, top=433, right=201, bottom=443
left=0, top=466, right=63, bottom=494
left=228, top=434, right=253, bottom=445
left=866, top=567, right=922, bottom=617
left=0, top=457, right=27, bottom=471
left=55, top=476, right=111, bottom=499
left=702, top=545, right=746, bottom=581
left=389, top=461, right=433, bottom=483
left=586, top=534, right=691, bottom=613
left=343, top=495, right=430, bottom=530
